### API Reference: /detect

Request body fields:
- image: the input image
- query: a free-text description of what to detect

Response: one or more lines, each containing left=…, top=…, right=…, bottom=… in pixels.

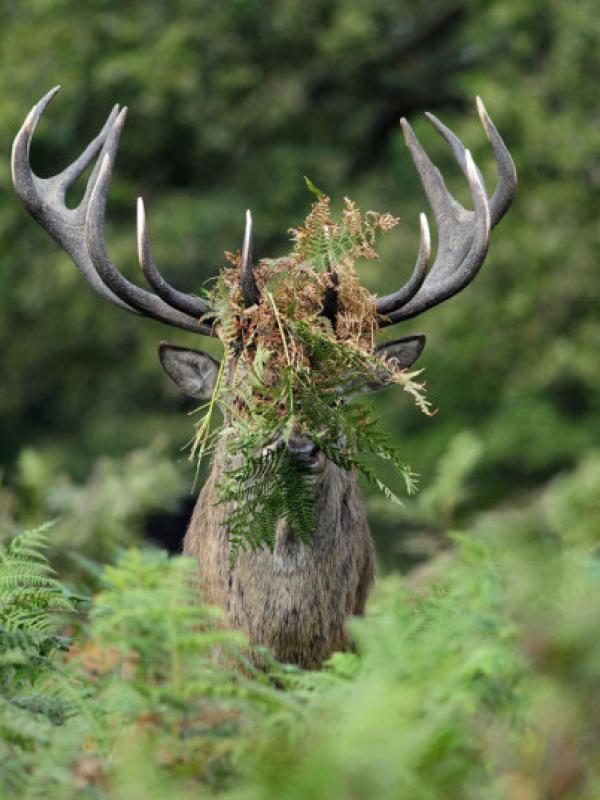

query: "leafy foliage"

left=3, top=463, right=600, bottom=799
left=0, top=523, right=73, bottom=636
left=0, top=533, right=309, bottom=798
left=193, top=194, right=428, bottom=560
left=1, top=440, right=187, bottom=579
left=0, top=525, right=80, bottom=796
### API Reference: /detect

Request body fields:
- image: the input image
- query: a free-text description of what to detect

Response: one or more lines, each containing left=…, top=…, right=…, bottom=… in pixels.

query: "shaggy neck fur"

left=183, top=452, right=376, bottom=669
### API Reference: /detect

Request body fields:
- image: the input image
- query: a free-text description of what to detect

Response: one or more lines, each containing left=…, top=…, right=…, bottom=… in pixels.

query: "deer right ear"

left=158, top=343, right=221, bottom=399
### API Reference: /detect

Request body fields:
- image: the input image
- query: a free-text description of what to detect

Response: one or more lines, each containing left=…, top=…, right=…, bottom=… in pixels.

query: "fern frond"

left=196, top=192, right=427, bottom=560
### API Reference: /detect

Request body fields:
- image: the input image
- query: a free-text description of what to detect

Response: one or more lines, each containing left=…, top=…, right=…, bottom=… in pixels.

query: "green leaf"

left=304, top=175, right=325, bottom=199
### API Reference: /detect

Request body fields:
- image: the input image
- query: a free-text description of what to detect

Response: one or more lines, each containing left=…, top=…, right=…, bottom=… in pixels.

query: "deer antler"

left=13, top=89, right=514, bottom=338
left=376, top=98, right=516, bottom=325
left=239, top=209, right=259, bottom=307
left=12, top=86, right=217, bottom=335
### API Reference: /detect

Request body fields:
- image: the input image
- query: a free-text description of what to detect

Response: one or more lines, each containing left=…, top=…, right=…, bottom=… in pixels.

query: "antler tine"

left=11, top=87, right=131, bottom=309
left=378, top=101, right=502, bottom=326
left=321, top=224, right=339, bottom=326
left=12, top=85, right=59, bottom=208
left=12, top=87, right=214, bottom=335
left=86, top=141, right=214, bottom=334
left=240, top=209, right=259, bottom=307
left=384, top=148, right=490, bottom=324
left=476, top=97, right=517, bottom=225
left=375, top=213, right=431, bottom=316
left=13, top=86, right=122, bottom=205
left=58, top=108, right=122, bottom=203
left=136, top=197, right=214, bottom=320
left=424, top=98, right=516, bottom=226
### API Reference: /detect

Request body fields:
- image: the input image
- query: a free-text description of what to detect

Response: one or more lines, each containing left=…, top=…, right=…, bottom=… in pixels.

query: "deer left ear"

left=158, top=342, right=221, bottom=399
left=375, top=334, right=426, bottom=369
left=360, top=334, right=426, bottom=393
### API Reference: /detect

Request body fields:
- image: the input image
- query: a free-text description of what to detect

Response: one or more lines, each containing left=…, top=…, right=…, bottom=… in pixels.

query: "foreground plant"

left=5, top=504, right=600, bottom=800
left=0, top=532, right=305, bottom=797
left=0, top=525, right=80, bottom=795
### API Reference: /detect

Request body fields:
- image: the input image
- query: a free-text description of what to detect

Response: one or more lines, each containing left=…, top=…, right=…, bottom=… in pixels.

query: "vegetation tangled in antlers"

left=192, top=188, right=432, bottom=562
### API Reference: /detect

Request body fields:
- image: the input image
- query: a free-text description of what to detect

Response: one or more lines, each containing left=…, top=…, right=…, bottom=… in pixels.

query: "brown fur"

left=183, top=453, right=376, bottom=669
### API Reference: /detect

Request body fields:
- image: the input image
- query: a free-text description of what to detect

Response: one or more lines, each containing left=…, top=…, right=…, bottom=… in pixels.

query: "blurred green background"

left=1, top=0, right=599, bottom=566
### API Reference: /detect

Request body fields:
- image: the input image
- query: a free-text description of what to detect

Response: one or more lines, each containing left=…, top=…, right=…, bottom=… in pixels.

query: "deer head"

left=12, top=87, right=514, bottom=482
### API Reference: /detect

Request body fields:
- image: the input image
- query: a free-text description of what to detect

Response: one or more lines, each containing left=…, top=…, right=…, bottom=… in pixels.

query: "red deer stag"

left=12, top=88, right=515, bottom=668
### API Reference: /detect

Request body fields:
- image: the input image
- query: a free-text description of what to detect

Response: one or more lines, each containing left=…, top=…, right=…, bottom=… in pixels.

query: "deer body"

left=12, top=87, right=515, bottom=668
left=185, top=457, right=375, bottom=668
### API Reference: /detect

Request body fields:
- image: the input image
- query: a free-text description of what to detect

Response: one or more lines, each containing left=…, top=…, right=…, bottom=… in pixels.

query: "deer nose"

left=287, top=435, right=318, bottom=458
left=286, top=436, right=325, bottom=472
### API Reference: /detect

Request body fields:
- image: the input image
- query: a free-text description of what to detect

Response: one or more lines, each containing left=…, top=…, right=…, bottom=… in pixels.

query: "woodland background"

left=0, top=1, right=599, bottom=797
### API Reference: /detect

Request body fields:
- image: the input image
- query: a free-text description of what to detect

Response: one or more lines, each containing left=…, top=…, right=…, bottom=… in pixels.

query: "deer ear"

left=375, top=334, right=426, bottom=370
left=360, top=335, right=426, bottom=393
left=158, top=343, right=221, bottom=399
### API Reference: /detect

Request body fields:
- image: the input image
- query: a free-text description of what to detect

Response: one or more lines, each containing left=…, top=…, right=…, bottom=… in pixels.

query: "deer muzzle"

left=286, top=435, right=326, bottom=474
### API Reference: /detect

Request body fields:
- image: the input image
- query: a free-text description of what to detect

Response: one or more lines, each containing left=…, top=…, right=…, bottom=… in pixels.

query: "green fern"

left=0, top=525, right=89, bottom=797
left=209, top=314, right=419, bottom=562
left=0, top=523, right=75, bottom=658
left=219, top=442, right=317, bottom=565
left=192, top=193, right=426, bottom=562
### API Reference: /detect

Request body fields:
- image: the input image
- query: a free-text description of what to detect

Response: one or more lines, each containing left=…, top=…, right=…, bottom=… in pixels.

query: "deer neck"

left=188, top=444, right=366, bottom=560
left=183, top=442, right=375, bottom=669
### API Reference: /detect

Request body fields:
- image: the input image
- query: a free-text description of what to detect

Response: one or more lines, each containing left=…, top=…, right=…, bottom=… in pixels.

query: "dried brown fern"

left=194, top=191, right=430, bottom=558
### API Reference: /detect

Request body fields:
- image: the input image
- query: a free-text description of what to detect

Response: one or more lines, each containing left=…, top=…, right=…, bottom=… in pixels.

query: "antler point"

left=136, top=196, right=146, bottom=225
left=476, top=96, right=489, bottom=127
left=116, top=107, right=128, bottom=126
left=399, top=117, right=412, bottom=142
